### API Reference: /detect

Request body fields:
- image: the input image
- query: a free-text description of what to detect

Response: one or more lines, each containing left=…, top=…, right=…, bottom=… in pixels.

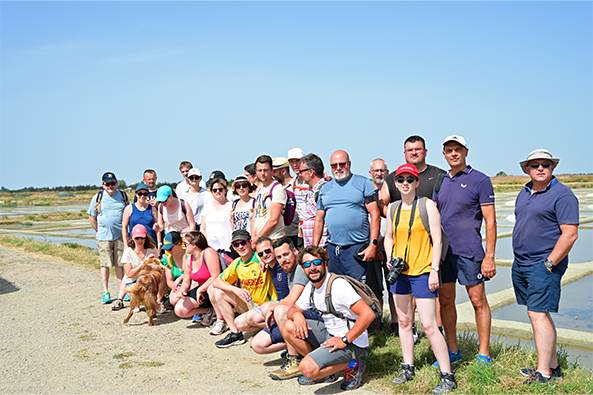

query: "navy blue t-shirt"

left=269, top=262, right=290, bottom=300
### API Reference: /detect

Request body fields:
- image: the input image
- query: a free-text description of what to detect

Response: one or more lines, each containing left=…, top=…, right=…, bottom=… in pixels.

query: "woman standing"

left=230, top=175, right=255, bottom=231
left=384, top=164, right=456, bottom=394
left=180, top=168, right=207, bottom=230
left=122, top=183, right=158, bottom=249
left=155, top=185, right=195, bottom=238
left=201, top=178, right=233, bottom=258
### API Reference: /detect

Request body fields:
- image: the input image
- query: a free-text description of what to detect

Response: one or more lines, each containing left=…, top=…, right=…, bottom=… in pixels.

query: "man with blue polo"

left=513, top=149, right=579, bottom=385
left=432, top=135, right=497, bottom=365
left=312, top=150, right=380, bottom=283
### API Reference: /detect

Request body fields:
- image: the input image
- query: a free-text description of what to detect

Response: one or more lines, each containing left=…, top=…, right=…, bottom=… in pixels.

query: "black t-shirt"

left=385, top=164, right=446, bottom=202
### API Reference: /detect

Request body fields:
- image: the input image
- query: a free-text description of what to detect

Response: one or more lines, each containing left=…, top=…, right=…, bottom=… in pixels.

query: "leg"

left=395, top=293, right=415, bottom=365
left=389, top=292, right=398, bottom=324
left=157, top=271, right=167, bottom=302
left=299, top=355, right=348, bottom=380
left=466, top=283, right=491, bottom=357
left=210, top=287, right=239, bottom=332
left=528, top=310, right=558, bottom=375
left=174, top=295, right=209, bottom=318
left=274, top=303, right=301, bottom=357
left=281, top=319, right=316, bottom=358
left=439, top=282, right=458, bottom=353
left=251, top=329, right=286, bottom=355
left=235, top=309, right=265, bottom=333
left=416, top=298, right=451, bottom=373
left=114, top=266, right=124, bottom=295
left=100, top=267, right=110, bottom=293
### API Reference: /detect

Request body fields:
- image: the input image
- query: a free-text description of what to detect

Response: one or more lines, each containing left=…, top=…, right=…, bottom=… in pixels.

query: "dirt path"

left=0, top=247, right=380, bottom=395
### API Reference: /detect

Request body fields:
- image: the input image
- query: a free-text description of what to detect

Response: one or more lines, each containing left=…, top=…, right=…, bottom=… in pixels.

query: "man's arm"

left=212, top=277, right=251, bottom=302
left=88, top=215, right=98, bottom=232
left=184, top=201, right=196, bottom=232
left=312, top=209, right=326, bottom=247
left=253, top=202, right=283, bottom=240
left=547, top=224, right=578, bottom=271
left=360, top=200, right=379, bottom=261
left=266, top=284, right=306, bottom=328
left=286, top=304, right=310, bottom=339
left=379, top=182, right=391, bottom=217
left=321, top=299, right=374, bottom=352
left=481, top=204, right=497, bottom=279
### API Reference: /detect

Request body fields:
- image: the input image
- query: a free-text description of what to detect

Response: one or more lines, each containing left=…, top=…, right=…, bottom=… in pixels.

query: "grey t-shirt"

left=287, top=264, right=308, bottom=288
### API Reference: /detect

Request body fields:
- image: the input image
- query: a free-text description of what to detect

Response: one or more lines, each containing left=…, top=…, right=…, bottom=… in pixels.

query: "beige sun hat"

left=519, top=149, right=560, bottom=173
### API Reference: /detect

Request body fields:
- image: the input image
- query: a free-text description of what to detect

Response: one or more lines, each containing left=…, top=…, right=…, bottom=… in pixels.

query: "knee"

left=439, top=291, right=455, bottom=307
left=299, top=356, right=320, bottom=378
left=235, top=316, right=248, bottom=332
left=469, top=293, right=488, bottom=310
left=274, top=305, right=290, bottom=326
left=250, top=333, right=270, bottom=355
left=398, top=315, right=413, bottom=330
left=281, top=319, right=295, bottom=338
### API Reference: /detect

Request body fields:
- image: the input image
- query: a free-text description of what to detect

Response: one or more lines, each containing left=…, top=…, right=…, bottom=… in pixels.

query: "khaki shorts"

left=97, top=238, right=124, bottom=268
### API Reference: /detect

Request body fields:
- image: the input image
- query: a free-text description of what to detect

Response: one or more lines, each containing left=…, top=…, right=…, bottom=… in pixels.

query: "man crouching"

left=281, top=246, right=375, bottom=391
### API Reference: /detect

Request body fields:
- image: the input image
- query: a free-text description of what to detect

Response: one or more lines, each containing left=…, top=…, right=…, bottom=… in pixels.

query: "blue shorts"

left=262, top=309, right=320, bottom=344
left=512, top=260, right=566, bottom=313
left=327, top=242, right=368, bottom=283
left=391, top=273, right=437, bottom=299
left=441, top=253, right=487, bottom=286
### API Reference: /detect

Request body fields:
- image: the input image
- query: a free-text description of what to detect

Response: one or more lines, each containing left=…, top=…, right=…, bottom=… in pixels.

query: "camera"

left=386, top=257, right=407, bottom=286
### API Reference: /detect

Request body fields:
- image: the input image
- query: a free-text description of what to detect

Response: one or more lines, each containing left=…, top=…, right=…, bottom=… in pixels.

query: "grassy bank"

left=491, top=174, right=593, bottom=193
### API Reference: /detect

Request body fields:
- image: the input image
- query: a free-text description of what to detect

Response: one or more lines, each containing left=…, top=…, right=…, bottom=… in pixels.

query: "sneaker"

left=390, top=322, right=399, bottom=337
left=280, top=350, right=288, bottom=359
left=209, top=320, right=228, bottom=336
left=432, top=372, right=457, bottom=394
left=475, top=354, right=492, bottom=365
left=520, top=365, right=562, bottom=380
left=192, top=314, right=202, bottom=323
left=201, top=308, right=216, bottom=326
left=297, top=374, right=338, bottom=386
left=269, top=355, right=303, bottom=380
left=341, top=359, right=366, bottom=390
left=157, top=301, right=167, bottom=314
left=412, top=323, right=420, bottom=345
left=215, top=331, right=246, bottom=348
left=111, top=299, right=124, bottom=311
left=522, top=371, right=550, bottom=385
left=433, top=349, right=462, bottom=367
left=102, top=291, right=111, bottom=304
left=123, top=294, right=131, bottom=302
left=392, top=363, right=415, bottom=385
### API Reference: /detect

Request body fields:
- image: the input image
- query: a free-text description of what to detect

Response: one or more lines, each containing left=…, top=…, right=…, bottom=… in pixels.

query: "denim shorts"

left=391, top=273, right=437, bottom=299
left=441, top=253, right=487, bottom=286
left=511, top=260, right=565, bottom=313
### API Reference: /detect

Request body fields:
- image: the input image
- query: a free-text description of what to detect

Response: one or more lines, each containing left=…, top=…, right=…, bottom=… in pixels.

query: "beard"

left=307, top=268, right=326, bottom=283
left=334, top=169, right=351, bottom=182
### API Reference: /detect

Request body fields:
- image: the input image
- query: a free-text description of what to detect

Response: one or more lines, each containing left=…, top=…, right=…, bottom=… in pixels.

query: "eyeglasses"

left=396, top=176, right=418, bottom=184
left=371, top=169, right=387, bottom=174
left=302, top=259, right=323, bottom=268
left=234, top=182, right=250, bottom=189
left=330, top=162, right=348, bottom=169
left=257, top=248, right=272, bottom=257
left=105, top=182, right=116, bottom=187
left=188, top=176, right=201, bottom=181
left=528, top=162, right=552, bottom=169
left=134, top=236, right=145, bottom=240
left=212, top=187, right=225, bottom=193
left=137, top=191, right=149, bottom=197
left=297, top=168, right=311, bottom=175
left=232, top=240, right=248, bottom=248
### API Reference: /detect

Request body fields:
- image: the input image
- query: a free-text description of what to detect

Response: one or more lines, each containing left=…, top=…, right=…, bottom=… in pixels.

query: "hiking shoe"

left=111, top=299, right=124, bottom=311
left=209, top=320, right=228, bottom=336
left=475, top=354, right=492, bottom=365
left=433, top=349, right=462, bottom=367
left=341, top=359, right=366, bottom=390
left=215, top=331, right=245, bottom=348
left=280, top=350, right=288, bottom=359
left=520, top=365, right=562, bottom=380
left=123, top=294, right=131, bottom=302
left=192, top=314, right=202, bottom=323
left=432, top=372, right=457, bottom=394
left=522, top=371, right=550, bottom=385
left=392, top=363, right=415, bottom=385
left=390, top=322, right=399, bottom=337
left=412, top=323, right=420, bottom=345
left=297, top=374, right=338, bottom=386
left=201, top=308, right=216, bottom=326
left=102, top=291, right=111, bottom=304
left=269, top=355, right=303, bottom=380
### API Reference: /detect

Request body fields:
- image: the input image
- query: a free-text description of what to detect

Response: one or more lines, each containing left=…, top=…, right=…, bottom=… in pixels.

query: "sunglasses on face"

left=330, top=162, right=348, bottom=169
left=529, top=162, right=552, bottom=169
left=105, top=182, right=116, bottom=187
left=232, top=240, right=248, bottom=248
left=188, top=176, right=201, bottom=181
left=396, top=176, right=418, bottom=184
left=257, top=248, right=272, bottom=258
left=137, top=191, right=149, bottom=197
left=212, top=187, right=225, bottom=193
left=134, top=236, right=145, bottom=240
left=297, top=168, right=310, bottom=175
left=234, top=182, right=250, bottom=189
left=302, top=259, right=323, bottom=268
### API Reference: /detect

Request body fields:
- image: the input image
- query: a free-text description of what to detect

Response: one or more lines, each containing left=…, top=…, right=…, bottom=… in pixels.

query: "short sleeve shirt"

left=253, top=182, right=287, bottom=239
left=121, top=247, right=158, bottom=283
left=287, top=264, right=308, bottom=288
left=220, top=252, right=278, bottom=305
left=269, top=262, right=290, bottom=300
left=386, top=164, right=446, bottom=202
left=88, top=191, right=127, bottom=241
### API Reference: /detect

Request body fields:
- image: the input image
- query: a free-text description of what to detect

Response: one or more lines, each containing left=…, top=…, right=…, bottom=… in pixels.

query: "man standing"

left=433, top=135, right=497, bottom=365
left=513, top=149, right=578, bottom=384
left=272, top=157, right=299, bottom=247
left=134, top=169, right=158, bottom=206
left=252, top=155, right=287, bottom=241
left=299, top=153, right=329, bottom=247
left=88, top=172, right=129, bottom=304
left=175, top=161, right=193, bottom=198
left=282, top=246, right=374, bottom=390
left=313, top=150, right=380, bottom=282
left=288, top=148, right=309, bottom=249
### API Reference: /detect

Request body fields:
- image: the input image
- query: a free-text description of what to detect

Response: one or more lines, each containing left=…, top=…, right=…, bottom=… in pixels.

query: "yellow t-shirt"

left=219, top=252, right=278, bottom=305
left=392, top=206, right=433, bottom=276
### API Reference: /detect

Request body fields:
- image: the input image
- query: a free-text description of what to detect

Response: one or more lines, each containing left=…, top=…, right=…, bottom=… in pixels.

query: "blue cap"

left=102, top=172, right=117, bottom=183
left=136, top=182, right=149, bottom=192
left=156, top=186, right=173, bottom=202
left=161, top=231, right=182, bottom=250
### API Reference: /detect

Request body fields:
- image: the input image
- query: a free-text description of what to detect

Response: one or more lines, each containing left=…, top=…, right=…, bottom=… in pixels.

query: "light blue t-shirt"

left=317, top=174, right=375, bottom=245
left=87, top=191, right=127, bottom=241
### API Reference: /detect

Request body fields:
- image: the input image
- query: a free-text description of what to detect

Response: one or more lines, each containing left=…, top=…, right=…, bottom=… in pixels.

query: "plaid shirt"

left=300, top=178, right=329, bottom=247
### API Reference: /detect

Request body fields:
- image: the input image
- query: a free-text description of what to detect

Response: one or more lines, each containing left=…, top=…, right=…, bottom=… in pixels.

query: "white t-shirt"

left=121, top=247, right=158, bottom=284
left=295, top=274, right=368, bottom=348
left=201, top=201, right=233, bottom=251
left=253, top=181, right=287, bottom=239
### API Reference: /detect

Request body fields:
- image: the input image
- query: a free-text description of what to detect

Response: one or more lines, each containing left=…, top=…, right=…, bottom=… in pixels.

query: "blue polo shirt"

left=269, top=262, right=289, bottom=300
left=318, top=174, right=376, bottom=245
left=512, top=178, right=579, bottom=269
left=433, top=166, right=495, bottom=261
left=88, top=191, right=127, bottom=241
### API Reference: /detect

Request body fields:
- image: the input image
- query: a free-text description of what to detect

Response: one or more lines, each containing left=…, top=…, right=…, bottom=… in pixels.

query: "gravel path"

left=0, top=247, right=380, bottom=395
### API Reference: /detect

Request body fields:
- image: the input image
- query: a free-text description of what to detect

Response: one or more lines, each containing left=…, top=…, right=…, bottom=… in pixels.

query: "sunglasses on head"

left=212, top=187, right=225, bottom=193
left=188, top=175, right=201, bottom=181
left=302, top=259, right=323, bottom=268
left=529, top=162, right=552, bottom=169
left=234, top=182, right=250, bottom=189
left=105, top=182, right=116, bottom=187
left=232, top=240, right=248, bottom=248
left=257, top=248, right=272, bottom=258
left=330, top=162, right=348, bottom=169
left=137, top=191, right=149, bottom=197
left=396, top=176, right=418, bottom=184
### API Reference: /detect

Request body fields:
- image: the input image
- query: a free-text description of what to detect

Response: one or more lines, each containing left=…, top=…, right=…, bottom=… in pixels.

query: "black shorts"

left=187, top=287, right=213, bottom=309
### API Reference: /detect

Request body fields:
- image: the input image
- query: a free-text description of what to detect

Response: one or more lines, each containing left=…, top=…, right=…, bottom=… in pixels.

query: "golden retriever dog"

left=123, top=258, right=164, bottom=326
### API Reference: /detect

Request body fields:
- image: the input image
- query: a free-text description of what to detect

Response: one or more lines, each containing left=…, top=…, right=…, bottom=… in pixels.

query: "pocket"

left=539, top=261, right=552, bottom=275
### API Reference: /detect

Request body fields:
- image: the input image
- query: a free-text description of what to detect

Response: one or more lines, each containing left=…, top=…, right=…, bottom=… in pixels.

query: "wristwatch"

left=370, top=239, right=378, bottom=245
left=431, top=266, right=440, bottom=272
left=341, top=336, right=350, bottom=345
left=544, top=259, right=554, bottom=269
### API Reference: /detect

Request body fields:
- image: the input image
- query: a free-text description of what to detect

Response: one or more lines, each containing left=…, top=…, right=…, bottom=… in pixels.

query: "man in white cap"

left=432, top=135, right=497, bottom=366
left=288, top=148, right=309, bottom=249
left=513, top=149, right=579, bottom=385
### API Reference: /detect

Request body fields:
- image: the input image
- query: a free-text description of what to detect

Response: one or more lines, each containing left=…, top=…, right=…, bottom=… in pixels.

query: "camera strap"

left=394, top=197, right=418, bottom=263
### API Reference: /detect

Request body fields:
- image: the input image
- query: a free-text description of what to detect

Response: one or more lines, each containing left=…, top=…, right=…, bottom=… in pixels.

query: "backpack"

left=310, top=273, right=383, bottom=332
left=94, top=190, right=129, bottom=215
left=158, top=198, right=187, bottom=217
left=387, top=197, right=450, bottom=262
left=269, top=181, right=296, bottom=226
left=433, top=171, right=446, bottom=195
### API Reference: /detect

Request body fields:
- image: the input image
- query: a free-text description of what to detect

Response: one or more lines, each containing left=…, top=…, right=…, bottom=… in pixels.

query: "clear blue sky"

left=1, top=1, right=591, bottom=190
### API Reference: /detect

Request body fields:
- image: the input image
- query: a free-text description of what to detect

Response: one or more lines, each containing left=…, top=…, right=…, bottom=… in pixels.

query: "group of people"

left=88, top=138, right=579, bottom=393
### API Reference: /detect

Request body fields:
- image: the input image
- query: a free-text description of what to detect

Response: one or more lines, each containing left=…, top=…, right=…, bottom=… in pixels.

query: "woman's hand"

left=428, top=270, right=439, bottom=292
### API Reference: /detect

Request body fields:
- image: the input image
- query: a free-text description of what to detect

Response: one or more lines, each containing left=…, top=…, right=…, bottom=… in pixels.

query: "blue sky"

left=1, top=1, right=591, bottom=190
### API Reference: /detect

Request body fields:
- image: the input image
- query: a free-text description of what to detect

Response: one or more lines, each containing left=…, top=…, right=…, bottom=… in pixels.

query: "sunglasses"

left=330, top=162, right=348, bottom=169
left=396, top=176, right=418, bottom=184
left=257, top=248, right=272, bottom=257
left=232, top=240, right=248, bottom=248
left=212, top=187, right=225, bottom=193
left=302, top=259, right=323, bottom=268
left=234, top=182, right=250, bottom=189
left=297, top=168, right=310, bottom=175
left=188, top=176, right=201, bottom=181
left=134, top=236, right=145, bottom=240
left=137, top=191, right=149, bottom=197
left=529, top=162, right=552, bottom=169
left=105, top=182, right=116, bottom=187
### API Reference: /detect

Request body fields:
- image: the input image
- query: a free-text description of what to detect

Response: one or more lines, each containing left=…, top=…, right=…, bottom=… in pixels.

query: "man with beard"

left=312, top=150, right=380, bottom=283
left=252, top=155, right=287, bottom=241
left=281, top=246, right=375, bottom=390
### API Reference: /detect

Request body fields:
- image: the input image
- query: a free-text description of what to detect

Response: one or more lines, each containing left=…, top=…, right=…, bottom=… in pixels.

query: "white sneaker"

left=209, top=320, right=228, bottom=336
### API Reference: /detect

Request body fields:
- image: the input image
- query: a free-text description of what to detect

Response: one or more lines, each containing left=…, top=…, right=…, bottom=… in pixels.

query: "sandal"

left=111, top=299, right=124, bottom=311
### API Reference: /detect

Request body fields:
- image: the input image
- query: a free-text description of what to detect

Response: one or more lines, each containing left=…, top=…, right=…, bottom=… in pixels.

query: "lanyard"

left=394, top=197, right=418, bottom=262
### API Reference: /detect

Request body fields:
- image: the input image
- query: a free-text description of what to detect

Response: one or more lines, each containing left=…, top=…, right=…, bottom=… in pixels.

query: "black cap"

left=102, top=172, right=117, bottom=183
left=231, top=229, right=251, bottom=243
left=207, top=170, right=226, bottom=186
